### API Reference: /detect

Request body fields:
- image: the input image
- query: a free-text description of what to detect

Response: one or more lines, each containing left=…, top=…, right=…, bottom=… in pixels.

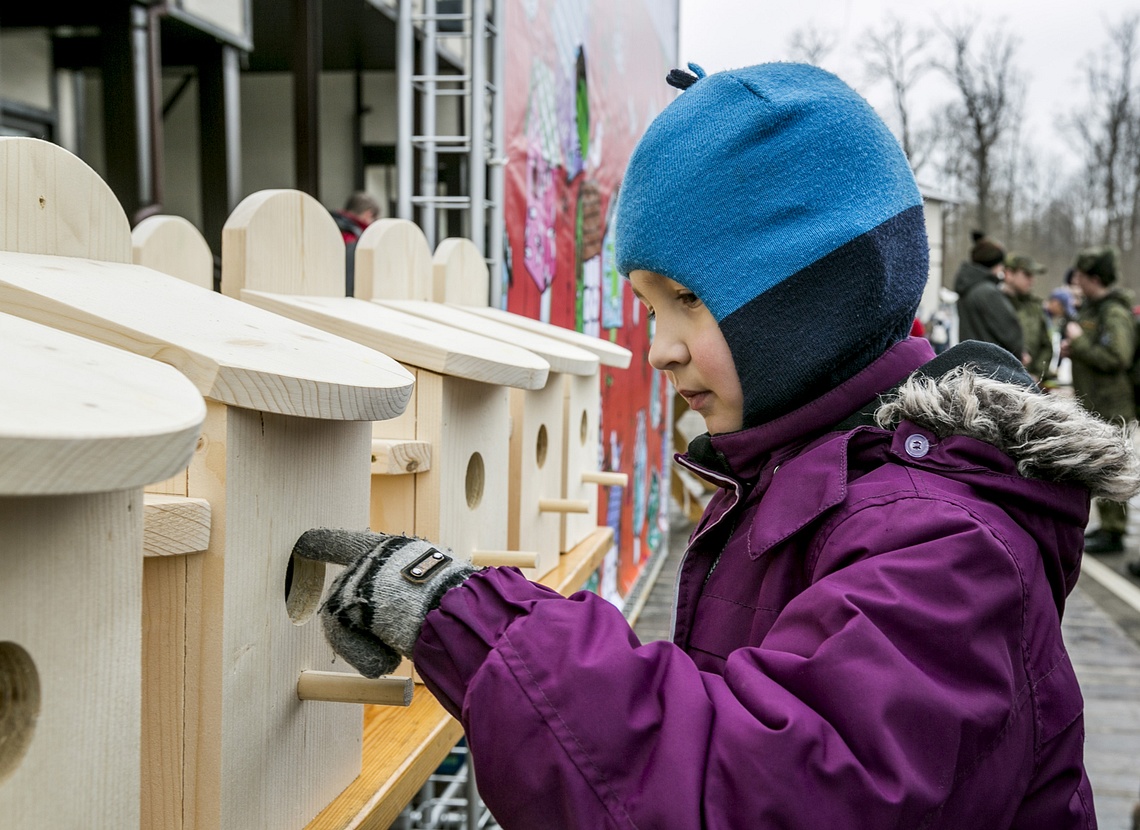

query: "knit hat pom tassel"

left=666, top=62, right=707, bottom=90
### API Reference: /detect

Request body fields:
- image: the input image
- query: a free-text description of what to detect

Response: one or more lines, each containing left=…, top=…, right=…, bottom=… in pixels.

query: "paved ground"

left=632, top=512, right=1140, bottom=829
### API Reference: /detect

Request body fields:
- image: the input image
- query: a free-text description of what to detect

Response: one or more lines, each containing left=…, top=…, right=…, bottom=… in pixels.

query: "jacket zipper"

left=669, top=454, right=746, bottom=641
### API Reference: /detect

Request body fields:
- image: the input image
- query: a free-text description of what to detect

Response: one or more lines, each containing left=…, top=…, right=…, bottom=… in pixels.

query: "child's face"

left=630, top=270, right=744, bottom=435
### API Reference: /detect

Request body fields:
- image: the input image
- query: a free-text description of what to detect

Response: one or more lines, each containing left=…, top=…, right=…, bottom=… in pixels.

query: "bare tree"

left=860, top=16, right=934, bottom=172
left=1069, top=14, right=1138, bottom=250
left=787, top=23, right=837, bottom=67
left=937, top=22, right=1025, bottom=235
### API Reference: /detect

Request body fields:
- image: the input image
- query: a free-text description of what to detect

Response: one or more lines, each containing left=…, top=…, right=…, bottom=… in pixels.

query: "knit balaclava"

left=616, top=62, right=929, bottom=428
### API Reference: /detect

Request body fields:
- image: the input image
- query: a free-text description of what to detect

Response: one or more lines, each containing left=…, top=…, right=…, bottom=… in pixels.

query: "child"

left=295, top=62, right=1139, bottom=828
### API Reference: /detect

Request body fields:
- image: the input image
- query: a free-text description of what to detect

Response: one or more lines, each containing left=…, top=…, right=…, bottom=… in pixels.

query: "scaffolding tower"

left=397, top=0, right=506, bottom=306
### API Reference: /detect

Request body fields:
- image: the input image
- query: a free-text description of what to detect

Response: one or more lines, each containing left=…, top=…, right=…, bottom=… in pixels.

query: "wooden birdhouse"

left=0, top=312, right=204, bottom=829
left=222, top=191, right=548, bottom=576
left=387, top=233, right=631, bottom=557
left=0, top=138, right=416, bottom=830
left=461, top=304, right=632, bottom=552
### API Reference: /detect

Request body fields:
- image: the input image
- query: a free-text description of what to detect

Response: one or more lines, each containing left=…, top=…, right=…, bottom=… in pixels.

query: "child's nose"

left=648, top=325, right=688, bottom=370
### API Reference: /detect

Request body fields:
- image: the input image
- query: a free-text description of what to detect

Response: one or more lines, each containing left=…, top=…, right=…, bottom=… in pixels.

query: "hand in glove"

left=292, top=529, right=476, bottom=678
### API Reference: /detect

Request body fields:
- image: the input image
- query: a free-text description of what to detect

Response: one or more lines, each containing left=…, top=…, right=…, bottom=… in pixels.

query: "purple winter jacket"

left=415, top=337, right=1127, bottom=829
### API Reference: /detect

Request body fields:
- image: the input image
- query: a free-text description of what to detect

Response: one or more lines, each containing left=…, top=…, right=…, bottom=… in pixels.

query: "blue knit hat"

left=616, top=62, right=928, bottom=427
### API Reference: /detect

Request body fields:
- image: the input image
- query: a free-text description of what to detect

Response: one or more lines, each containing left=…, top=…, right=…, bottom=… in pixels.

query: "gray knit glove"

left=292, top=529, right=476, bottom=678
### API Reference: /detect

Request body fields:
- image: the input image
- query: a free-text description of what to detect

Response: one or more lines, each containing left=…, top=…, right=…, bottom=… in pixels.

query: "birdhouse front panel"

left=508, top=380, right=568, bottom=579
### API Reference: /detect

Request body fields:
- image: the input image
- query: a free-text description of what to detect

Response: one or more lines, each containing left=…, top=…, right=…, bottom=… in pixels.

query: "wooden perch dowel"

left=297, top=671, right=413, bottom=707
left=538, top=498, right=591, bottom=514
left=580, top=471, right=628, bottom=487
left=471, top=550, right=539, bottom=569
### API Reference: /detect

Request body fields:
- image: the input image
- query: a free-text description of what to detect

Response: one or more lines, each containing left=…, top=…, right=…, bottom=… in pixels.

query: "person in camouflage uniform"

left=1062, top=246, right=1136, bottom=554
left=1003, top=253, right=1053, bottom=383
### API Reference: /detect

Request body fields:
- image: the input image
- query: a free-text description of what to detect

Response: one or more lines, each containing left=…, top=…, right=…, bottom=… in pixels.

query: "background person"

left=1003, top=252, right=1053, bottom=382
left=953, top=231, right=1024, bottom=358
left=331, top=191, right=380, bottom=296
left=1062, top=246, right=1136, bottom=555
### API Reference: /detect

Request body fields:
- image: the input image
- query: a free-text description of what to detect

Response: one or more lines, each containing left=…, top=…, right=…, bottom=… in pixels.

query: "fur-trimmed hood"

left=876, top=366, right=1140, bottom=502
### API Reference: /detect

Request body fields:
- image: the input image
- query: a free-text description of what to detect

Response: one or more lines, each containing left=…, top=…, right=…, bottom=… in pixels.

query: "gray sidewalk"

left=632, top=515, right=1140, bottom=829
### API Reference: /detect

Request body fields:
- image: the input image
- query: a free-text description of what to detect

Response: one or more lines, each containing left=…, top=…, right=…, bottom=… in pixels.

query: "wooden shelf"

left=304, top=526, right=614, bottom=830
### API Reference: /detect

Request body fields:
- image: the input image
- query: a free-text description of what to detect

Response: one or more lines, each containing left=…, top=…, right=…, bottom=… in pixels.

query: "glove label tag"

left=401, top=548, right=452, bottom=584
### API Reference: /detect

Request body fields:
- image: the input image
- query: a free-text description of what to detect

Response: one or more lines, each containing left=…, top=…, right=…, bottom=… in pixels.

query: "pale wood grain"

left=370, top=439, right=432, bottom=475
left=303, top=528, right=613, bottom=830
left=143, top=550, right=198, bottom=830
left=432, top=237, right=489, bottom=306
left=0, top=492, right=144, bottom=827
left=0, top=312, right=204, bottom=495
left=180, top=404, right=372, bottom=830
left=383, top=299, right=599, bottom=377
left=132, top=215, right=214, bottom=290
left=354, top=218, right=435, bottom=302
left=221, top=190, right=346, bottom=299
left=470, top=550, right=539, bottom=568
left=242, top=291, right=549, bottom=390
left=0, top=136, right=132, bottom=262
left=580, top=470, right=629, bottom=487
left=459, top=304, right=633, bottom=368
left=297, top=672, right=413, bottom=707
left=143, top=494, right=212, bottom=557
left=538, top=498, right=591, bottom=514
left=509, top=382, right=569, bottom=579
left=0, top=251, right=414, bottom=420
left=561, top=373, right=603, bottom=552
left=413, top=370, right=514, bottom=564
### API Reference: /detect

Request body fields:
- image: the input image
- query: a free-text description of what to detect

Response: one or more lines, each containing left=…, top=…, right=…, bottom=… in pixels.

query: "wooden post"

left=0, top=312, right=203, bottom=829
left=132, top=215, right=214, bottom=289
left=0, top=138, right=415, bottom=830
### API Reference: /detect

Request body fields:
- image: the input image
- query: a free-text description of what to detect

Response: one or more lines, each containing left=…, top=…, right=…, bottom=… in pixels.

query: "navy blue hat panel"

left=721, top=204, right=928, bottom=426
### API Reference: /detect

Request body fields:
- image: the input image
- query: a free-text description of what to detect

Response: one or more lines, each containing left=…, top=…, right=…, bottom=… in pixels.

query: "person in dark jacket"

left=954, top=231, right=1025, bottom=358
left=1062, top=246, right=1137, bottom=556
left=293, top=63, right=1138, bottom=828
left=331, top=191, right=380, bottom=296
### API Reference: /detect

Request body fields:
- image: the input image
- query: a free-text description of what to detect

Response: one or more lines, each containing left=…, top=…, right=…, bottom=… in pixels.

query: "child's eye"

left=678, top=291, right=701, bottom=308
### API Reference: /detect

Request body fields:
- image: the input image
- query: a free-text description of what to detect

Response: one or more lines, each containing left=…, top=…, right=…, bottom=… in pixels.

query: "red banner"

left=503, top=0, right=678, bottom=599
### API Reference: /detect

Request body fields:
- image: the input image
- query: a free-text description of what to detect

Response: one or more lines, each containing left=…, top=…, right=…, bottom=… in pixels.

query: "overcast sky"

left=679, top=0, right=1140, bottom=181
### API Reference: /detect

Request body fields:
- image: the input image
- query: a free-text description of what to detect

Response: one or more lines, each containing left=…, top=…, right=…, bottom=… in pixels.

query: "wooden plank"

left=413, top=370, right=513, bottom=564
left=432, top=237, right=489, bottom=306
left=0, top=492, right=145, bottom=828
left=221, top=190, right=345, bottom=299
left=460, top=304, right=633, bottom=368
left=0, top=251, right=414, bottom=421
left=508, top=382, right=568, bottom=579
left=354, top=218, right=435, bottom=303
left=241, top=291, right=548, bottom=391
left=383, top=300, right=599, bottom=377
left=133, top=215, right=214, bottom=290
left=143, top=550, right=199, bottom=830
left=183, top=404, right=372, bottom=830
left=370, top=439, right=432, bottom=476
left=0, top=136, right=131, bottom=262
left=144, top=494, right=212, bottom=557
left=0, top=311, right=204, bottom=495
left=303, top=527, right=613, bottom=830
left=562, top=373, right=603, bottom=552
